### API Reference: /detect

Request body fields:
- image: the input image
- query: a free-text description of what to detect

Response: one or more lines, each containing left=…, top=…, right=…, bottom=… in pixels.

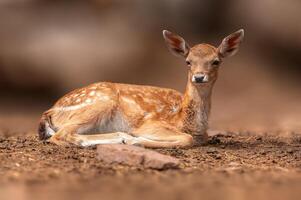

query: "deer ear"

left=163, top=30, right=190, bottom=57
left=218, top=29, right=244, bottom=58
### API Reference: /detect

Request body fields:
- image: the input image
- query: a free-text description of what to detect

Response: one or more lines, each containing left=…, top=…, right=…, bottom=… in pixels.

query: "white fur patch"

left=89, top=91, right=96, bottom=96
left=80, top=138, right=124, bottom=146
left=191, top=74, right=209, bottom=83
left=45, top=122, right=55, bottom=136
left=85, top=98, right=92, bottom=103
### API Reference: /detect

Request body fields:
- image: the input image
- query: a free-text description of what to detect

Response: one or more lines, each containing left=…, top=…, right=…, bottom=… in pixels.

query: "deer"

left=38, top=29, right=244, bottom=148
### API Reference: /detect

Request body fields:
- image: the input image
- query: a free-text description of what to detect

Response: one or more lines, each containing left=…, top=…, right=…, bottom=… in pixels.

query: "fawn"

left=38, top=29, right=244, bottom=147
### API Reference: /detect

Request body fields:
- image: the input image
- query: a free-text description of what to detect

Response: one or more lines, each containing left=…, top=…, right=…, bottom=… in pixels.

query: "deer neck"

left=179, top=73, right=214, bottom=135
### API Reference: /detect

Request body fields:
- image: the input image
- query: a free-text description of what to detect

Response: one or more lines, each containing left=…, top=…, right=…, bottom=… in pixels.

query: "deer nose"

left=192, top=74, right=207, bottom=83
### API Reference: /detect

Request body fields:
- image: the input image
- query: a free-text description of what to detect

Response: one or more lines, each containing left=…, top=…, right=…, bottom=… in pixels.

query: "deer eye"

left=212, top=59, right=220, bottom=66
left=186, top=60, right=191, bottom=66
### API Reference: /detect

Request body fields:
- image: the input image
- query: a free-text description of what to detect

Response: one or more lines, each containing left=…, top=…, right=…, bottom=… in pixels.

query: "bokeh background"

left=0, top=0, right=300, bottom=133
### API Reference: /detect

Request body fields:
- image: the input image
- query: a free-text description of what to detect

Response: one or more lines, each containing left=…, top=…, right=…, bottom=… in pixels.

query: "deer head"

left=163, top=29, right=244, bottom=85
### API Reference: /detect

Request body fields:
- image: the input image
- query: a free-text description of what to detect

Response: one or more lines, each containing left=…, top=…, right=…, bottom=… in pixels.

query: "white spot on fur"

left=85, top=98, right=92, bottom=103
left=89, top=91, right=96, bottom=96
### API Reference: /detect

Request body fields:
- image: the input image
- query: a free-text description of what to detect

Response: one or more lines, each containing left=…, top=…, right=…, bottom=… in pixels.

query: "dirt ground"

left=1, top=128, right=301, bottom=200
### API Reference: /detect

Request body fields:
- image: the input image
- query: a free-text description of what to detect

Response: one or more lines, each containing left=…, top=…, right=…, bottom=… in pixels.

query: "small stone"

left=287, top=148, right=294, bottom=154
left=206, top=148, right=218, bottom=154
left=97, top=144, right=180, bottom=170
left=217, top=162, right=243, bottom=173
left=256, top=136, right=263, bottom=141
left=260, top=150, right=267, bottom=155
left=208, top=136, right=221, bottom=145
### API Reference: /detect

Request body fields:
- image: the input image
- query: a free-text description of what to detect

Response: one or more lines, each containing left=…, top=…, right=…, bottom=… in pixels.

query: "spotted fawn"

left=38, top=29, right=244, bottom=147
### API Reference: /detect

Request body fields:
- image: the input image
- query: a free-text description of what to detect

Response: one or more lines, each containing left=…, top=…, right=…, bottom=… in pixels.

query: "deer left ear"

left=163, top=30, right=190, bottom=58
left=218, top=29, right=244, bottom=58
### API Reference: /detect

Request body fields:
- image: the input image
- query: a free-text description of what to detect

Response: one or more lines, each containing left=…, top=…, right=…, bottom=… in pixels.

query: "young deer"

left=38, top=29, right=244, bottom=147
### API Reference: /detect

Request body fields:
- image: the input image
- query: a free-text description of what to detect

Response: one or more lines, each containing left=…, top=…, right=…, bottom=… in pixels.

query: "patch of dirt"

left=1, top=131, right=301, bottom=200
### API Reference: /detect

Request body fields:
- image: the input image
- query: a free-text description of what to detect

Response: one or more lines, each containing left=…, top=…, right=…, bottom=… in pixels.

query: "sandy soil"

left=1, top=129, right=301, bottom=200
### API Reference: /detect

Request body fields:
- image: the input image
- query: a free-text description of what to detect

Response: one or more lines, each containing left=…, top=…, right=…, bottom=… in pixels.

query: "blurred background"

left=0, top=0, right=300, bottom=133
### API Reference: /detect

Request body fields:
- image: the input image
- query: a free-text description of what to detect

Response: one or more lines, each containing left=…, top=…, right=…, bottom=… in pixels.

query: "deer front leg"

left=48, top=124, right=136, bottom=147
left=75, top=132, right=139, bottom=147
left=130, top=121, right=193, bottom=148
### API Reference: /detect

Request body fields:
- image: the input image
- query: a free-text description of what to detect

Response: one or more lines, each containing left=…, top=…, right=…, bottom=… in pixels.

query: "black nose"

left=194, top=75, right=205, bottom=83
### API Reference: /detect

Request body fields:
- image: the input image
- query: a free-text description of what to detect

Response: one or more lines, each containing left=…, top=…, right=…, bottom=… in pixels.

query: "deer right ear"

left=218, top=29, right=244, bottom=58
left=163, top=30, right=190, bottom=57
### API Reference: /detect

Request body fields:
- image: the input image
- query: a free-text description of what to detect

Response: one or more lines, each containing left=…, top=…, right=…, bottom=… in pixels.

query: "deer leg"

left=130, top=132, right=193, bottom=148
left=75, top=132, right=138, bottom=147
left=48, top=124, right=137, bottom=147
left=130, top=121, right=193, bottom=148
